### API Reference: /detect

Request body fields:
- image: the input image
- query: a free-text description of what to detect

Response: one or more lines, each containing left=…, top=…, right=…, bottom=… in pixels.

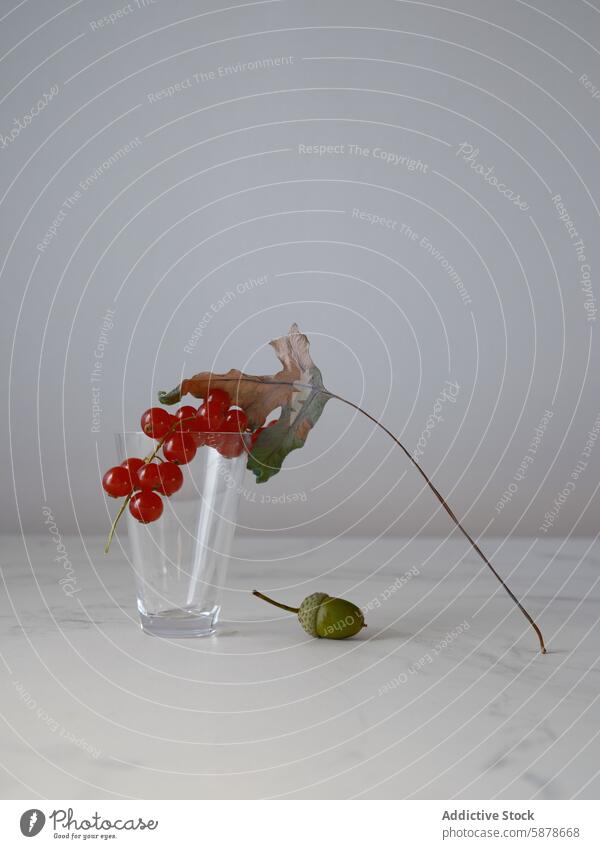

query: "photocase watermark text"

left=42, top=506, right=80, bottom=597
left=0, top=85, right=59, bottom=150
left=413, top=381, right=460, bottom=459
left=456, top=142, right=529, bottom=211
left=50, top=808, right=157, bottom=832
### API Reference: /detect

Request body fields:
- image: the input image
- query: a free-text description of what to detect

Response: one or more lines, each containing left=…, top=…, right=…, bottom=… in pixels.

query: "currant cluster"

left=102, top=388, right=275, bottom=527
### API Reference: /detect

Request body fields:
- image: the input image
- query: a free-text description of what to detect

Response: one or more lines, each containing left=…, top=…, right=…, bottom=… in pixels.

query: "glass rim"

left=116, top=430, right=253, bottom=438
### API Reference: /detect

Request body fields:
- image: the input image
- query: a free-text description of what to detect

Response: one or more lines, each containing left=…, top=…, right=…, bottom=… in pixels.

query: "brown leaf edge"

left=162, top=373, right=547, bottom=654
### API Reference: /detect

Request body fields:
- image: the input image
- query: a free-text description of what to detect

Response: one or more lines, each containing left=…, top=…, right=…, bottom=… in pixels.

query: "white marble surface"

left=0, top=533, right=598, bottom=800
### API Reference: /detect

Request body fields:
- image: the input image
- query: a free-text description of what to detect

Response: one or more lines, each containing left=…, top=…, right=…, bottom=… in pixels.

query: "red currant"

left=222, top=409, right=249, bottom=432
left=191, top=431, right=208, bottom=447
left=121, top=457, right=144, bottom=487
left=196, top=402, right=225, bottom=432
left=163, top=433, right=197, bottom=464
left=175, top=405, right=203, bottom=432
left=206, top=388, right=230, bottom=415
left=136, top=462, right=162, bottom=491
left=156, top=462, right=184, bottom=496
left=121, top=456, right=144, bottom=472
left=102, top=466, right=135, bottom=498
left=140, top=407, right=175, bottom=439
left=129, top=491, right=163, bottom=523
left=217, top=434, right=245, bottom=458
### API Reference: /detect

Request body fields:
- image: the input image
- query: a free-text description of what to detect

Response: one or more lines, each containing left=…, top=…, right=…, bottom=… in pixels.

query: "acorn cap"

left=298, top=592, right=330, bottom=636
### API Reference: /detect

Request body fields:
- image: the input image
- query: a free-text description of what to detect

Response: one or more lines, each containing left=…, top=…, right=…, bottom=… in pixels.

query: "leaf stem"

left=252, top=590, right=300, bottom=614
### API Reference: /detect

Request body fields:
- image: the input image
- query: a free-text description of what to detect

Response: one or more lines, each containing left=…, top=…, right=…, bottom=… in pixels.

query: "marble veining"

left=0, top=534, right=598, bottom=799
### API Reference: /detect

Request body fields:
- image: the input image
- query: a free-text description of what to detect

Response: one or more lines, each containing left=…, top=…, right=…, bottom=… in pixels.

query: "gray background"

left=1, top=0, right=599, bottom=538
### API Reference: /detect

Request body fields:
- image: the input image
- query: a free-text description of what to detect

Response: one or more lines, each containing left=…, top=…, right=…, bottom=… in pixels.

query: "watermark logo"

left=1, top=86, right=59, bottom=151
left=413, top=381, right=460, bottom=460
left=49, top=808, right=158, bottom=834
left=456, top=142, right=529, bottom=211
left=42, top=506, right=80, bottom=597
left=20, top=809, right=45, bottom=837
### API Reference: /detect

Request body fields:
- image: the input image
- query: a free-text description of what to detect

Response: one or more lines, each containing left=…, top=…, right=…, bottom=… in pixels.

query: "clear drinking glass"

left=116, top=431, right=250, bottom=637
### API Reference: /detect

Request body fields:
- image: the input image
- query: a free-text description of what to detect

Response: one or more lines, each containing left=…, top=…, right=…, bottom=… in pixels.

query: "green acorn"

left=252, top=590, right=366, bottom=639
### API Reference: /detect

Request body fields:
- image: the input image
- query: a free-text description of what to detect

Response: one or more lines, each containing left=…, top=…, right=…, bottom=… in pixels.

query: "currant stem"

left=103, top=415, right=198, bottom=554
left=104, top=495, right=131, bottom=554
left=252, top=590, right=299, bottom=614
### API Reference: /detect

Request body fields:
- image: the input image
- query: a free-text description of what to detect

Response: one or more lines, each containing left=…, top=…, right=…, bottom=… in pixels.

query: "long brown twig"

left=326, top=391, right=546, bottom=654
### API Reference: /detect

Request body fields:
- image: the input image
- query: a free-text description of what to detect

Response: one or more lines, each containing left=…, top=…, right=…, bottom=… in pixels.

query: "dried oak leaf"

left=158, top=324, right=330, bottom=483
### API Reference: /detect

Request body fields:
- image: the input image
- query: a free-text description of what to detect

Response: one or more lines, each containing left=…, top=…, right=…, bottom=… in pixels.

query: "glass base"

left=139, top=606, right=220, bottom=638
